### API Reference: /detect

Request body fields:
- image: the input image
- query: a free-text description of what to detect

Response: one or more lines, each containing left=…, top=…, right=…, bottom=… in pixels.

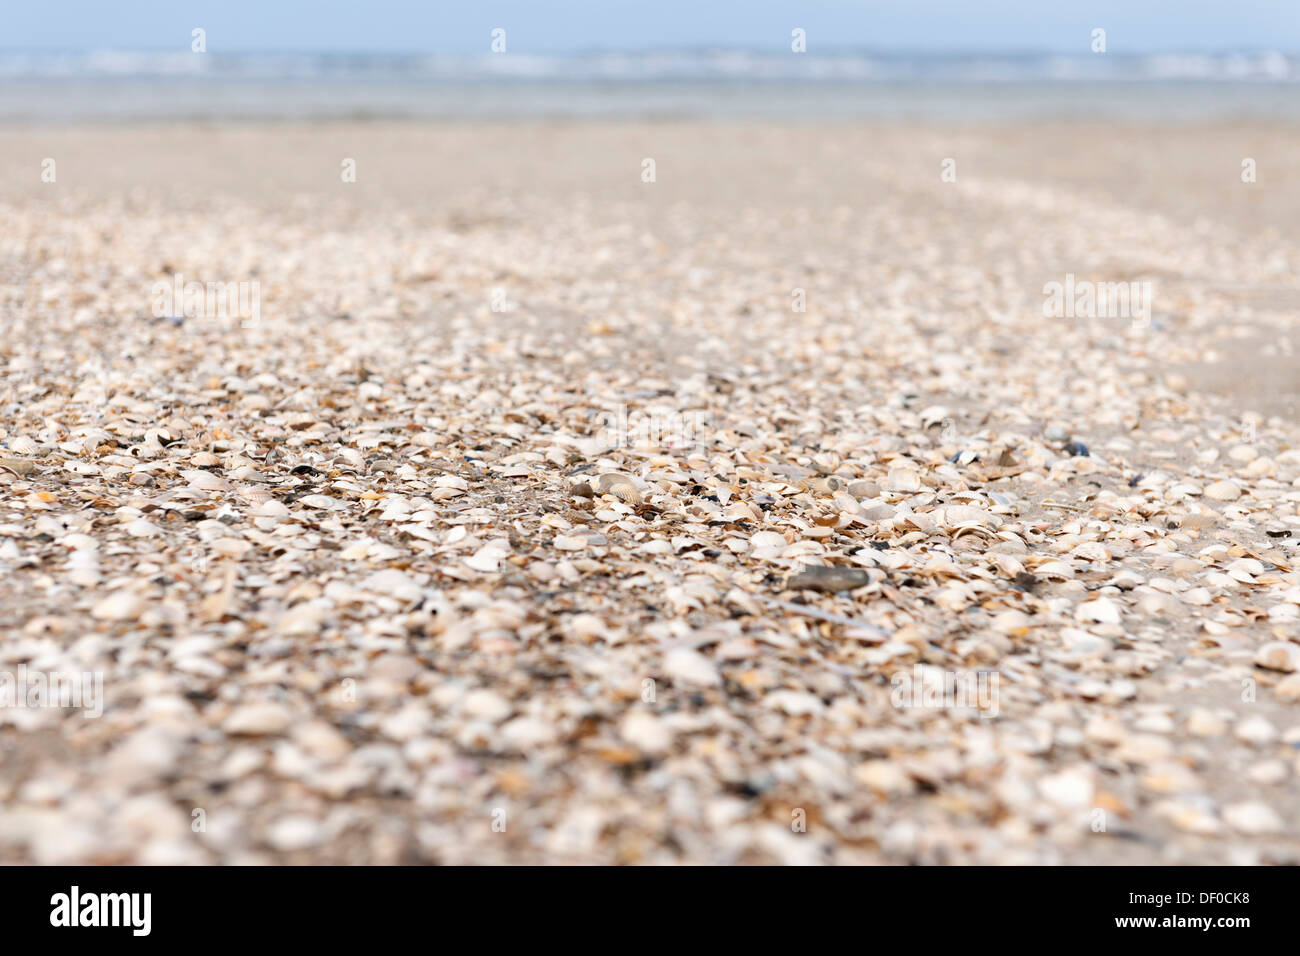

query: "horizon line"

left=2, top=45, right=1298, bottom=57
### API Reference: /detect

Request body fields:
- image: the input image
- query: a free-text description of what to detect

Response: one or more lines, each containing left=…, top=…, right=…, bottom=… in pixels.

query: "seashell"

left=239, top=487, right=276, bottom=505
left=1070, top=542, right=1111, bottom=563
left=885, top=467, right=922, bottom=493
left=722, top=500, right=758, bottom=522
left=190, top=451, right=220, bottom=467
left=901, top=513, right=935, bottom=533
left=802, top=476, right=844, bottom=495
left=224, top=703, right=293, bottom=736
left=91, top=590, right=146, bottom=621
left=1226, top=558, right=1264, bottom=583
left=858, top=503, right=896, bottom=521
left=181, top=469, right=230, bottom=491
left=920, top=405, right=950, bottom=428
left=990, top=554, right=1026, bottom=578
left=992, top=610, right=1033, bottom=635
left=1254, top=641, right=1300, bottom=673
left=764, top=689, right=824, bottom=716
left=6, top=436, right=39, bottom=456
left=947, top=449, right=976, bottom=466
left=211, top=538, right=253, bottom=558
left=1032, top=561, right=1074, bottom=579
left=663, top=647, right=720, bottom=687
left=1204, top=480, right=1241, bottom=501
left=466, top=544, right=508, bottom=572
left=595, top=473, right=642, bottom=505
left=846, top=479, right=880, bottom=498
left=930, top=504, right=999, bottom=529
left=297, top=494, right=344, bottom=509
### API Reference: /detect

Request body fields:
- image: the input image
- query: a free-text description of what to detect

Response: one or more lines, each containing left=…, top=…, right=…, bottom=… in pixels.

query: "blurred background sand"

left=4, top=114, right=1298, bottom=410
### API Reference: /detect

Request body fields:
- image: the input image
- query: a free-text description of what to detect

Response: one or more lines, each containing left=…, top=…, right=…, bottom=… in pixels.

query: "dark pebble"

left=786, top=566, right=871, bottom=593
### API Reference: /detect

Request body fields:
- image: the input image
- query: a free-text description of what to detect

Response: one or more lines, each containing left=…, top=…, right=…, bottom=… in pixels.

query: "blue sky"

left=6, top=1, right=1298, bottom=53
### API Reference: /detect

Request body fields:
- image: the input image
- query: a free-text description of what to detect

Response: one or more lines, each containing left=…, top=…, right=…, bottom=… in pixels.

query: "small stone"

left=785, top=565, right=871, bottom=593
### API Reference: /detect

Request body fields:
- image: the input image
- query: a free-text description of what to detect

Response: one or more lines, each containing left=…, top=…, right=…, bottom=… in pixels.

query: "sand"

left=1, top=120, right=1299, bottom=864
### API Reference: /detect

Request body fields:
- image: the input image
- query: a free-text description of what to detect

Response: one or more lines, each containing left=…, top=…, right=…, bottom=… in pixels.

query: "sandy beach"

left=2, top=118, right=1300, bottom=864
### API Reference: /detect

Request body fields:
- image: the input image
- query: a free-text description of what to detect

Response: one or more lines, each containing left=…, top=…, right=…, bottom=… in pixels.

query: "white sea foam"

left=0, top=50, right=1295, bottom=121
left=0, top=49, right=1293, bottom=81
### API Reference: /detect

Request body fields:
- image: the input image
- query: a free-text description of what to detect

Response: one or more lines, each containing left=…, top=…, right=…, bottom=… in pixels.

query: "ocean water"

left=1, top=50, right=1297, bottom=121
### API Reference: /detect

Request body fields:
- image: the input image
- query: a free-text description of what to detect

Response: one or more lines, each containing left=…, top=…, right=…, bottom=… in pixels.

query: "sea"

left=0, top=49, right=1297, bottom=122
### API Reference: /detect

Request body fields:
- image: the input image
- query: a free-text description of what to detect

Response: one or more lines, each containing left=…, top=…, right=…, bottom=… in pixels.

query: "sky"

left=4, top=0, right=1297, bottom=54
